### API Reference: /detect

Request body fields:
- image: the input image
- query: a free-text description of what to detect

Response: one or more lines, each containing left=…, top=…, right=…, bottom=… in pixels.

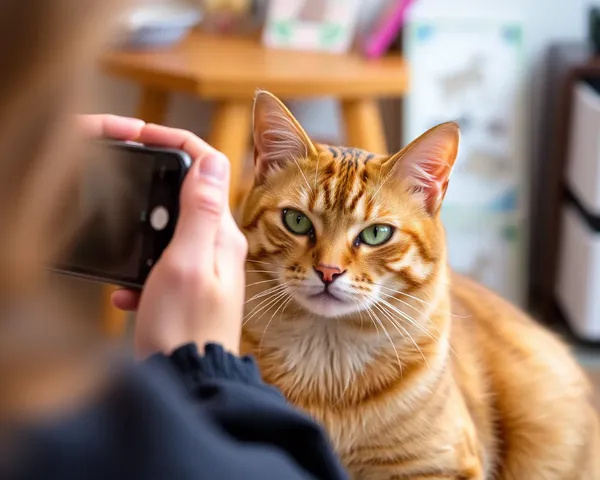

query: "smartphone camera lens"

left=150, top=206, right=169, bottom=231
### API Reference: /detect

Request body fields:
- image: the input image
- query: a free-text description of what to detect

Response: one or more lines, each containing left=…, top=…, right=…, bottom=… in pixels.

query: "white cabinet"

left=556, top=204, right=600, bottom=340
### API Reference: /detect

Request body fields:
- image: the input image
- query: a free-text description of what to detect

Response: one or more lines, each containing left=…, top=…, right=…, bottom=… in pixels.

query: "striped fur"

left=240, top=91, right=600, bottom=479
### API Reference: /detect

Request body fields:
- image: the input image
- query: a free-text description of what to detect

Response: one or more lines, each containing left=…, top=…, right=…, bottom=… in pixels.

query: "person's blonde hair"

left=0, top=0, right=125, bottom=422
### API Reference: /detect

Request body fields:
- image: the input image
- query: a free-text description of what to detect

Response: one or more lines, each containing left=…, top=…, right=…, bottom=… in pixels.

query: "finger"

left=136, top=124, right=219, bottom=160
left=78, top=114, right=146, bottom=140
left=216, top=208, right=247, bottom=282
left=111, top=289, right=141, bottom=311
left=166, top=153, right=231, bottom=266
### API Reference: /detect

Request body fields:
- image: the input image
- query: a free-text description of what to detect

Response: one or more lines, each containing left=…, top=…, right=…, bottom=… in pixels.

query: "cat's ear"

left=383, top=122, right=460, bottom=215
left=252, top=89, right=317, bottom=184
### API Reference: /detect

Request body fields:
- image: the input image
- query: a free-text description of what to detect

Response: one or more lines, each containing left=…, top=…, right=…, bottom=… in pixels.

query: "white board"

left=404, top=15, right=527, bottom=305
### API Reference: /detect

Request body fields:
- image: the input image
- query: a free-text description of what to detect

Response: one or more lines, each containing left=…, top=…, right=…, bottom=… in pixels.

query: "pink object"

left=362, top=0, right=414, bottom=59
left=314, top=264, right=344, bottom=284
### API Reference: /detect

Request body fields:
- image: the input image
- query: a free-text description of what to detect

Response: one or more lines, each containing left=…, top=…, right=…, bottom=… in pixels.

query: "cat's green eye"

left=282, top=209, right=313, bottom=235
left=359, top=224, right=393, bottom=246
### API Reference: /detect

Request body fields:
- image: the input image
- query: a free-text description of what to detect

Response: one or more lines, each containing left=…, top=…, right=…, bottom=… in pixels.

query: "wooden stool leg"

left=136, top=86, right=169, bottom=124
left=208, top=100, right=253, bottom=207
left=101, top=86, right=170, bottom=338
left=341, top=98, right=388, bottom=154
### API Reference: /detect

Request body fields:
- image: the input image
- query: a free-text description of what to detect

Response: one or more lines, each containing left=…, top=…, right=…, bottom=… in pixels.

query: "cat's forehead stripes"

left=308, top=164, right=371, bottom=220
left=307, top=145, right=387, bottom=221
left=324, top=145, right=376, bottom=165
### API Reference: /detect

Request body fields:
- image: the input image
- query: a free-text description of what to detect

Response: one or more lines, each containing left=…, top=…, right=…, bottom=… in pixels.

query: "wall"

left=407, top=0, right=590, bottom=139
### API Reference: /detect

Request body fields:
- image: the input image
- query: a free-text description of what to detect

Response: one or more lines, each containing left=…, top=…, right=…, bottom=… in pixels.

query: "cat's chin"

left=293, top=292, right=361, bottom=318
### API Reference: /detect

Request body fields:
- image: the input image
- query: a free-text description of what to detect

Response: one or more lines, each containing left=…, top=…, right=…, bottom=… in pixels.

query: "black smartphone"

left=54, top=140, right=191, bottom=289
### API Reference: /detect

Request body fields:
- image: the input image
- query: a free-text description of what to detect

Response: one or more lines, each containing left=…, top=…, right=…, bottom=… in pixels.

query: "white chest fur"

left=246, top=309, right=451, bottom=455
left=252, top=313, right=386, bottom=395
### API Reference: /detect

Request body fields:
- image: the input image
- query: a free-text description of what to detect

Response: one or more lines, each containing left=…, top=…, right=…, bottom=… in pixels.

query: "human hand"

left=80, top=115, right=248, bottom=357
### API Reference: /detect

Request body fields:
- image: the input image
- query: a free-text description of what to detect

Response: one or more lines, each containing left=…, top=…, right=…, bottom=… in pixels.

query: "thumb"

left=167, top=153, right=230, bottom=265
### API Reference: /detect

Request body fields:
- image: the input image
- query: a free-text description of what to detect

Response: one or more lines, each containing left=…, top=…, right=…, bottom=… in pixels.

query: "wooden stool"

left=100, top=30, right=408, bottom=336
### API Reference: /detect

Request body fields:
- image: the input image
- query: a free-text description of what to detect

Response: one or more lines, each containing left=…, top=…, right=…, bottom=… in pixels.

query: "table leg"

left=209, top=100, right=253, bottom=207
left=101, top=86, right=170, bottom=338
left=136, top=86, right=169, bottom=124
left=341, top=98, right=388, bottom=154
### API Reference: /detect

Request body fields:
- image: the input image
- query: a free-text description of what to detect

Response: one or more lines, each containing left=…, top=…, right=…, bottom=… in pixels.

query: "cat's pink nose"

left=313, top=264, right=345, bottom=285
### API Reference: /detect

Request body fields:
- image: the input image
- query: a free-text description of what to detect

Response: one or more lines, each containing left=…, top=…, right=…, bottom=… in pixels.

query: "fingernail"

left=198, top=155, right=227, bottom=182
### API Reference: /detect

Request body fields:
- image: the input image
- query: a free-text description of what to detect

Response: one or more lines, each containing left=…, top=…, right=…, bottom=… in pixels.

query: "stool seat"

left=102, top=30, right=407, bottom=99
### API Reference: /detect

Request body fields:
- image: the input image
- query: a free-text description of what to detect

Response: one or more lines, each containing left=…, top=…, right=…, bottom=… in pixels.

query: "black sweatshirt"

left=7, top=344, right=349, bottom=480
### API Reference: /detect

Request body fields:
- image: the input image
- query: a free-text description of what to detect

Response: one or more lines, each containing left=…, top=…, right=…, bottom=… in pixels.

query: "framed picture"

left=404, top=14, right=527, bottom=305
left=262, top=0, right=362, bottom=54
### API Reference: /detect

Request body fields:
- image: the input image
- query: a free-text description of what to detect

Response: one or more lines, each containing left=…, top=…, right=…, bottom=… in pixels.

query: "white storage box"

left=556, top=204, right=600, bottom=340
left=565, top=81, right=600, bottom=216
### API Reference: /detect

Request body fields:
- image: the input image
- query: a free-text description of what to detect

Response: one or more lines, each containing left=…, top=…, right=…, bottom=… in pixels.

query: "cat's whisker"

left=279, top=293, right=296, bottom=321
left=244, top=291, right=290, bottom=331
left=376, top=302, right=429, bottom=369
left=373, top=284, right=459, bottom=355
left=314, top=151, right=321, bottom=190
left=373, top=282, right=438, bottom=309
left=378, top=297, right=460, bottom=361
left=372, top=282, right=470, bottom=319
left=377, top=303, right=430, bottom=370
left=266, top=289, right=295, bottom=326
left=378, top=297, right=439, bottom=342
left=245, top=269, right=280, bottom=277
left=380, top=294, right=442, bottom=341
left=373, top=303, right=405, bottom=339
left=246, top=278, right=281, bottom=288
left=243, top=293, right=282, bottom=325
left=246, top=259, right=279, bottom=267
left=259, top=291, right=294, bottom=357
left=367, top=305, right=402, bottom=374
left=243, top=289, right=290, bottom=326
left=244, top=288, right=287, bottom=321
left=371, top=168, right=395, bottom=199
left=362, top=304, right=381, bottom=340
left=245, top=282, right=292, bottom=305
left=244, top=288, right=287, bottom=309
left=378, top=293, right=442, bottom=339
left=246, top=280, right=290, bottom=298
left=350, top=297, right=366, bottom=333
left=378, top=290, right=434, bottom=321
left=291, top=153, right=314, bottom=196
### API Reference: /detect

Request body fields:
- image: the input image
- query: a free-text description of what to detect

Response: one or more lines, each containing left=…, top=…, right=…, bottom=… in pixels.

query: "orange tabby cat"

left=240, top=90, right=600, bottom=479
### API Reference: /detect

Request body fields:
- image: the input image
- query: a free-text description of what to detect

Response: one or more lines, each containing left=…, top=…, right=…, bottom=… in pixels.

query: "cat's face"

left=241, top=91, right=459, bottom=320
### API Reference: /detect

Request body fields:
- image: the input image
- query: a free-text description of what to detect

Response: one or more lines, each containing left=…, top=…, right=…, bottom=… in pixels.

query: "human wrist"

left=148, top=342, right=266, bottom=388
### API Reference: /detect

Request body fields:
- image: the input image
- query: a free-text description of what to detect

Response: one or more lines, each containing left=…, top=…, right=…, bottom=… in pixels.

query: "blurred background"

left=83, top=0, right=600, bottom=405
